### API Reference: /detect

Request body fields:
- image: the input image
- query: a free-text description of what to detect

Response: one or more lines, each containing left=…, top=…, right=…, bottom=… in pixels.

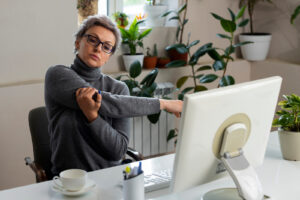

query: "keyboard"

left=144, top=169, right=173, bottom=193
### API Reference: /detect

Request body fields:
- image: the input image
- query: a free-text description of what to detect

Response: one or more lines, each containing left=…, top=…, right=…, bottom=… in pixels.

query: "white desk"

left=1, top=132, right=300, bottom=200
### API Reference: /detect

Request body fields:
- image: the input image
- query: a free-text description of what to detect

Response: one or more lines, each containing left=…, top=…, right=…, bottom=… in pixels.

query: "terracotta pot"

left=166, top=49, right=188, bottom=63
left=157, top=57, right=171, bottom=68
left=143, top=56, right=158, bottom=69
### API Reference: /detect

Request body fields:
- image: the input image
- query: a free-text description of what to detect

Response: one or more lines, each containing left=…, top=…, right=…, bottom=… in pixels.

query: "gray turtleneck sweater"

left=45, top=56, right=160, bottom=175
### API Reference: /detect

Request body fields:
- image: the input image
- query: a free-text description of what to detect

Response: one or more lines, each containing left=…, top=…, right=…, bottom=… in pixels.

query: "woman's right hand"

left=159, top=99, right=183, bottom=118
left=76, top=87, right=101, bottom=122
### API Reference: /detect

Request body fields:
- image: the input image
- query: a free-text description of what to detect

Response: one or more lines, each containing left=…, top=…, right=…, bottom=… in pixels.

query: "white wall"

left=0, top=0, right=77, bottom=189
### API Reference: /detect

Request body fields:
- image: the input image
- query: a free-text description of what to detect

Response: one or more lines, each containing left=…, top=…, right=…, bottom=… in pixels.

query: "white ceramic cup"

left=123, top=172, right=145, bottom=200
left=53, top=169, right=87, bottom=191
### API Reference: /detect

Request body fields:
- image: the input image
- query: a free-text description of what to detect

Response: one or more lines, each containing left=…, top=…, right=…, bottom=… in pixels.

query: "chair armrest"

left=25, top=157, right=48, bottom=182
left=126, top=147, right=144, bottom=161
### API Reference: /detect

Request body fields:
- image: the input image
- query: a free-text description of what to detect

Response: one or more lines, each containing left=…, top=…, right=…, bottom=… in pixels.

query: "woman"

left=45, top=15, right=183, bottom=175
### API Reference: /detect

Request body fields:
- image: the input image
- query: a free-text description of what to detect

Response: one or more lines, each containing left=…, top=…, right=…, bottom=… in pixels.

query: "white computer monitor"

left=171, top=76, right=282, bottom=197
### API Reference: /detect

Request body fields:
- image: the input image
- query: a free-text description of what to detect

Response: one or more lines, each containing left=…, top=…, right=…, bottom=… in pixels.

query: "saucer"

left=52, top=179, right=96, bottom=196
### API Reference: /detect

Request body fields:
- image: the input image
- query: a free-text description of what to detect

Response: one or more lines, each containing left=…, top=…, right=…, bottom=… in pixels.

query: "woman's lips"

left=90, top=54, right=100, bottom=61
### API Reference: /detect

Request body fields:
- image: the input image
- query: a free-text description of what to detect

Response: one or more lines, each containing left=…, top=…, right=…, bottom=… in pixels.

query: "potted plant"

left=166, top=6, right=250, bottom=144
left=119, top=18, right=152, bottom=71
left=144, top=0, right=168, bottom=27
left=162, top=0, right=189, bottom=62
left=144, top=44, right=158, bottom=69
left=239, top=0, right=273, bottom=61
left=157, top=57, right=171, bottom=68
left=77, top=0, right=98, bottom=25
left=113, top=12, right=129, bottom=29
left=272, top=94, right=300, bottom=161
left=116, top=60, right=161, bottom=123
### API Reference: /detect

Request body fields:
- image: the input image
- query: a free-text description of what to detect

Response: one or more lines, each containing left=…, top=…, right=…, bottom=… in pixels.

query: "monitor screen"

left=171, top=76, right=282, bottom=193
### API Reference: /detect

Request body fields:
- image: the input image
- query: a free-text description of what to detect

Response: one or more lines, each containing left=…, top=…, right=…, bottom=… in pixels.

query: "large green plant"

left=119, top=18, right=152, bottom=55
left=162, top=0, right=188, bottom=44
left=167, top=6, right=251, bottom=142
left=239, top=0, right=273, bottom=33
left=116, top=60, right=161, bottom=123
left=272, top=94, right=300, bottom=132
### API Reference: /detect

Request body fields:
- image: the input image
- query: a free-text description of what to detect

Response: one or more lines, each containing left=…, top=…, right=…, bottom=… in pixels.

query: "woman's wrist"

left=159, top=99, right=166, bottom=110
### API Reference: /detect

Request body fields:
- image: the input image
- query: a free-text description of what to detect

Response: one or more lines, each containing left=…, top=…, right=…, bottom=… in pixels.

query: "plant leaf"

left=166, top=60, right=187, bottom=68
left=190, top=43, right=213, bottom=64
left=228, top=8, right=235, bottom=22
left=199, top=74, right=218, bottom=83
left=169, top=16, right=180, bottom=21
left=181, top=87, right=194, bottom=94
left=216, top=34, right=231, bottom=39
left=167, top=129, right=177, bottom=142
left=219, top=75, right=235, bottom=87
left=233, top=41, right=253, bottom=47
left=207, top=49, right=222, bottom=60
left=225, top=45, right=235, bottom=56
left=187, top=40, right=200, bottom=49
left=291, top=5, right=300, bottom=24
left=183, top=19, right=189, bottom=26
left=178, top=93, right=184, bottom=100
left=138, top=28, right=152, bottom=40
left=195, top=74, right=204, bottom=79
left=211, top=13, right=224, bottom=21
left=238, top=19, right=249, bottom=27
left=236, top=5, right=246, bottom=20
left=221, top=19, right=236, bottom=33
left=196, top=65, right=212, bottom=72
left=194, top=85, right=208, bottom=92
left=129, top=60, right=142, bottom=78
left=213, top=60, right=225, bottom=71
left=162, top=10, right=174, bottom=17
left=140, top=68, right=158, bottom=86
left=165, top=43, right=186, bottom=51
left=178, top=3, right=187, bottom=14
left=176, top=76, right=189, bottom=89
left=147, top=111, right=161, bottom=124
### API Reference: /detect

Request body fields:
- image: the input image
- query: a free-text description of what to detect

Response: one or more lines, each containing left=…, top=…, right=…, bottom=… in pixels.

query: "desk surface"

left=1, top=132, right=300, bottom=200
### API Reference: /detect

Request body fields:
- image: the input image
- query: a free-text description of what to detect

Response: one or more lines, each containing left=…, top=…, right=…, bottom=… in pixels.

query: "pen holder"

left=123, top=172, right=145, bottom=200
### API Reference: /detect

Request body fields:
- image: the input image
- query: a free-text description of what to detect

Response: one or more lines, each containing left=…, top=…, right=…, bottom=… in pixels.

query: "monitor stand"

left=202, top=123, right=270, bottom=200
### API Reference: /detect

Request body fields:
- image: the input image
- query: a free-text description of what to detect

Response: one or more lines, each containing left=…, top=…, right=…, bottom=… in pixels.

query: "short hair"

left=74, top=15, right=121, bottom=54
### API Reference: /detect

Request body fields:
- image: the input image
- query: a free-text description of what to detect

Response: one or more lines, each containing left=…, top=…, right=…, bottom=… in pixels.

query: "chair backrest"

left=28, top=106, right=53, bottom=179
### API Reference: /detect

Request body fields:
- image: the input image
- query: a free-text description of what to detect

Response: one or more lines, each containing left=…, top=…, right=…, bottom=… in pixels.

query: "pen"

left=138, top=162, right=142, bottom=175
left=98, top=90, right=101, bottom=95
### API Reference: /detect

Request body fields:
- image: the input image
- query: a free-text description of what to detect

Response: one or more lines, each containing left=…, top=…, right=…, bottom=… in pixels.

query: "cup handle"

left=53, top=176, right=63, bottom=188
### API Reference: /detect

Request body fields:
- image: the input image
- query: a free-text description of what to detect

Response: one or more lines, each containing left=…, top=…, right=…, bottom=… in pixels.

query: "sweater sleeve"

left=45, top=65, right=161, bottom=118
left=45, top=65, right=90, bottom=109
left=99, top=84, right=161, bottom=118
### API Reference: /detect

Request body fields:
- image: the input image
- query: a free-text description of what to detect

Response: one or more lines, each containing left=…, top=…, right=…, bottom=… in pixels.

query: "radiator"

left=128, top=82, right=176, bottom=157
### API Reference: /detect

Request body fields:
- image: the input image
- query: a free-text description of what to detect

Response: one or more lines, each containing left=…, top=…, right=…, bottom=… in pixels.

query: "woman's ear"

left=75, top=39, right=80, bottom=51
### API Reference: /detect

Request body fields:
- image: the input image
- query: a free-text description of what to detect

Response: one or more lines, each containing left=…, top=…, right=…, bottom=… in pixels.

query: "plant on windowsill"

left=113, top=12, right=129, bottom=29
left=144, top=0, right=168, bottom=27
left=116, top=60, right=161, bottom=123
left=291, top=5, right=300, bottom=25
left=167, top=6, right=251, bottom=144
left=162, top=0, right=189, bottom=62
left=77, top=0, right=98, bottom=25
left=144, top=44, right=158, bottom=69
left=119, top=18, right=152, bottom=72
left=238, top=0, right=273, bottom=61
left=272, top=94, right=300, bottom=161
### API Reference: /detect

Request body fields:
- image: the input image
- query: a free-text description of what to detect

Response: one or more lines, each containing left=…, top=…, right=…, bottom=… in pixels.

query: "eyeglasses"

left=84, top=34, right=114, bottom=54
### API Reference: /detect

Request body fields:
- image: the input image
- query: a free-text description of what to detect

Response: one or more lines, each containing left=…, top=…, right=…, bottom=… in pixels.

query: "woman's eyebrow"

left=88, top=33, right=114, bottom=45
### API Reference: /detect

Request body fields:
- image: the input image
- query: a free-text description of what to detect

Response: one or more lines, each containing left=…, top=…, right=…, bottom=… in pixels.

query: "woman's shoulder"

left=46, top=65, right=77, bottom=79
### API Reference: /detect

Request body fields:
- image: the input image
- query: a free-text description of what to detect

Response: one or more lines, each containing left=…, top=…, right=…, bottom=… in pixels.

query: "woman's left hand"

left=159, top=99, right=183, bottom=118
left=76, top=87, right=101, bottom=122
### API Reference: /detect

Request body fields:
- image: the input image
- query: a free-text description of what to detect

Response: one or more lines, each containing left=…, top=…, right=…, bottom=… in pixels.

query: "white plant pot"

left=239, top=33, right=272, bottom=61
left=278, top=129, right=300, bottom=161
left=144, top=5, right=168, bottom=27
left=122, top=54, right=144, bottom=72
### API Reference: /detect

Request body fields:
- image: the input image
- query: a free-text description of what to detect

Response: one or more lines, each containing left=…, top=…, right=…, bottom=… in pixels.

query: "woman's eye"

left=103, top=44, right=112, bottom=51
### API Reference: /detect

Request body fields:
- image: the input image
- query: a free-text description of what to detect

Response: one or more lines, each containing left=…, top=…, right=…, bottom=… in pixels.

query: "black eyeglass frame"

left=83, top=34, right=115, bottom=54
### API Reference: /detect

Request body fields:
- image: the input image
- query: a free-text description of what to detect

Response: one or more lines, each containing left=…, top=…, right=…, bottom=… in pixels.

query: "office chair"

left=25, top=106, right=143, bottom=183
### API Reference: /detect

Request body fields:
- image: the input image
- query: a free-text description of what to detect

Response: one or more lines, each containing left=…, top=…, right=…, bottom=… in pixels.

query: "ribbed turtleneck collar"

left=71, top=55, right=102, bottom=81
